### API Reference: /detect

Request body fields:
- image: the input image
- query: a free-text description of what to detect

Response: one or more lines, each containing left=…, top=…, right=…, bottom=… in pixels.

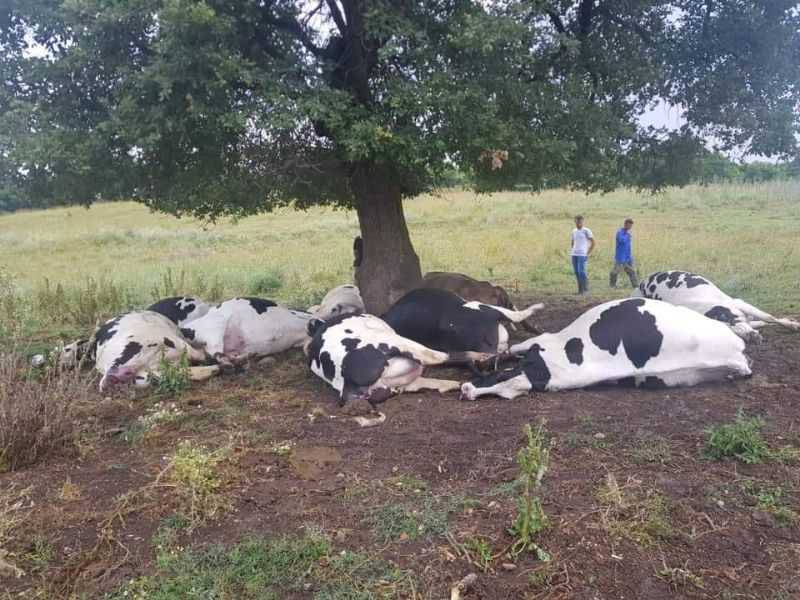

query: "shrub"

left=509, top=422, right=551, bottom=560
left=152, top=351, right=191, bottom=397
left=0, top=352, right=90, bottom=472
left=705, top=410, right=771, bottom=464
left=168, top=440, right=232, bottom=525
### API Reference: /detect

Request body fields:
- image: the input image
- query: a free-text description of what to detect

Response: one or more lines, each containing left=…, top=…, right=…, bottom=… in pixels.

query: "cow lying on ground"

left=146, top=296, right=211, bottom=327
left=181, top=297, right=312, bottom=367
left=633, top=270, right=800, bottom=342
left=309, top=284, right=365, bottom=320
left=382, top=288, right=544, bottom=359
left=417, top=271, right=538, bottom=332
left=94, top=311, right=219, bottom=391
left=306, top=313, right=490, bottom=426
left=460, top=298, right=751, bottom=400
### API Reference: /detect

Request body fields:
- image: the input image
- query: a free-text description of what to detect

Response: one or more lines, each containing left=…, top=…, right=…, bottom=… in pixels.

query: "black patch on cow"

left=112, top=341, right=142, bottom=368
left=588, top=299, right=663, bottom=369
left=520, top=344, right=551, bottom=391
left=306, top=330, right=325, bottom=368
left=341, top=337, right=361, bottom=352
left=147, top=297, right=196, bottom=325
left=180, top=327, right=196, bottom=341
left=319, top=351, right=336, bottom=380
left=655, top=272, right=669, bottom=284
left=684, top=273, right=709, bottom=288
left=341, top=345, right=387, bottom=388
left=148, top=343, right=158, bottom=348
left=648, top=283, right=656, bottom=294
left=564, top=337, right=584, bottom=365
left=244, top=297, right=277, bottom=314
left=94, top=316, right=123, bottom=347
left=705, top=305, right=738, bottom=325
left=344, top=329, right=353, bottom=334
left=163, top=337, right=176, bottom=349
left=382, top=288, right=502, bottom=354
left=471, top=366, right=523, bottom=388
left=641, top=376, right=668, bottom=389
left=662, top=270, right=709, bottom=290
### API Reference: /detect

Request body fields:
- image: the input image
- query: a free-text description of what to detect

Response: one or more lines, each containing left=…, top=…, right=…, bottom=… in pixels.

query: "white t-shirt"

left=571, top=227, right=594, bottom=256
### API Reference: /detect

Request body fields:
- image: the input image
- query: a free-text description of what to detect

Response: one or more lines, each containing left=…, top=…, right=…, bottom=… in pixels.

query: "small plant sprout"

left=509, top=422, right=551, bottom=561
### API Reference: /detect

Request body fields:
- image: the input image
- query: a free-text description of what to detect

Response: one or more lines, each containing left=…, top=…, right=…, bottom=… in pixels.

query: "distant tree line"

left=2, top=152, right=798, bottom=214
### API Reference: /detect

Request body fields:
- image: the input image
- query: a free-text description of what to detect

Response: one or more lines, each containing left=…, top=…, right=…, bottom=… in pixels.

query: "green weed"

left=508, top=422, right=550, bottom=560
left=741, top=481, right=799, bottom=526
left=168, top=440, right=233, bottom=526
left=370, top=495, right=464, bottom=543
left=705, top=410, right=771, bottom=464
left=152, top=351, right=191, bottom=397
left=631, top=434, right=672, bottom=464
left=597, top=473, right=673, bottom=547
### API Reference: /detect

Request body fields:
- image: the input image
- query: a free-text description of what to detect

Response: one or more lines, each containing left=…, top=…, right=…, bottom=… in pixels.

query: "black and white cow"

left=381, top=288, right=544, bottom=357
left=633, top=270, right=800, bottom=342
left=308, top=284, right=365, bottom=320
left=181, top=297, right=312, bottom=366
left=460, top=298, right=751, bottom=400
left=147, top=296, right=211, bottom=327
left=306, top=313, right=490, bottom=426
left=94, top=311, right=219, bottom=391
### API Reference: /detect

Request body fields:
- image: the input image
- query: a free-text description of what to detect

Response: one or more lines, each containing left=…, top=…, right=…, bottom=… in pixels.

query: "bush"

left=705, top=410, right=771, bottom=464
left=0, top=353, right=90, bottom=471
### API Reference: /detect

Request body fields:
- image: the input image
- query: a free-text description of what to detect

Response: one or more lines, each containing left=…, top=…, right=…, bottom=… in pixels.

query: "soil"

left=3, top=296, right=800, bottom=599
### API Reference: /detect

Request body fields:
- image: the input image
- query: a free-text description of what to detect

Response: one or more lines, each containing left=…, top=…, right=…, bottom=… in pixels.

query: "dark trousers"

left=610, top=261, right=638, bottom=288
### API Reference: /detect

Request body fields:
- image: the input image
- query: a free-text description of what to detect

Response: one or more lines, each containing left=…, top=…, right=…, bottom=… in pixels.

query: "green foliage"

left=108, top=530, right=414, bottom=600
left=369, top=496, right=462, bottom=543
left=152, top=351, right=191, bottom=397
left=168, top=440, right=232, bottom=526
left=509, top=422, right=550, bottom=560
left=741, top=481, right=799, bottom=526
left=3, top=0, right=798, bottom=217
left=705, top=410, right=771, bottom=464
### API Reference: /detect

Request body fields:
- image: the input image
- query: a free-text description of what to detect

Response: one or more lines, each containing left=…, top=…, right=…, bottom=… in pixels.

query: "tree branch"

left=597, top=7, right=653, bottom=45
left=260, top=6, right=325, bottom=57
left=326, top=0, right=347, bottom=35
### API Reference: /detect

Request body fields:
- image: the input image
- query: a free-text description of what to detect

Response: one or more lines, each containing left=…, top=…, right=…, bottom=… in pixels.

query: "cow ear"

left=307, top=318, right=326, bottom=337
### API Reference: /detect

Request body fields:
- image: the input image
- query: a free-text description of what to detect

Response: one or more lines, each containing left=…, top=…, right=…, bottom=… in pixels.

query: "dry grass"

left=0, top=181, right=798, bottom=343
left=0, top=353, right=92, bottom=472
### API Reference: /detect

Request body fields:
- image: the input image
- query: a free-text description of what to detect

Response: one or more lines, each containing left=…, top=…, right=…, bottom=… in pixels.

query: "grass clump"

left=152, top=351, right=191, bottom=397
left=108, top=529, right=414, bottom=600
left=597, top=473, right=673, bottom=547
left=123, top=401, right=185, bottom=445
left=508, top=422, right=550, bottom=560
left=631, top=434, right=672, bottom=465
left=168, top=440, right=233, bottom=526
left=705, top=410, right=771, bottom=464
left=0, top=352, right=88, bottom=472
left=370, top=495, right=463, bottom=543
left=741, top=481, right=799, bottom=526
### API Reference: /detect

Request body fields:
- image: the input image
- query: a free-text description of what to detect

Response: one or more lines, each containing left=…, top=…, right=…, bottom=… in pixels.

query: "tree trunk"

left=352, top=163, right=422, bottom=316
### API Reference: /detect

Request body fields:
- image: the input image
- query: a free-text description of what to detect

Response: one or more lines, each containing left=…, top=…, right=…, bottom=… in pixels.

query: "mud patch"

left=288, top=445, right=342, bottom=480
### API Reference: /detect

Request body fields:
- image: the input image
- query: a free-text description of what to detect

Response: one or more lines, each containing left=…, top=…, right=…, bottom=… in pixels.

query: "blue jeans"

left=572, top=255, right=588, bottom=279
left=572, top=255, right=588, bottom=292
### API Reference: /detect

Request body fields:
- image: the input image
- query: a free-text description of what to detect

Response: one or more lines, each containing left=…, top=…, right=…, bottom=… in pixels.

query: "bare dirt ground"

left=4, top=296, right=800, bottom=599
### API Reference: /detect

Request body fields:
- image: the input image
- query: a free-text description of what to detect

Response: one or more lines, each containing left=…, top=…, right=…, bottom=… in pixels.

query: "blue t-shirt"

left=615, top=228, right=633, bottom=263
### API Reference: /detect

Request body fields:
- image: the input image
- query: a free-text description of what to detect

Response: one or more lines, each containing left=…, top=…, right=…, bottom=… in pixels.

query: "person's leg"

left=609, top=262, right=622, bottom=288
left=581, top=257, right=589, bottom=293
left=624, top=262, right=639, bottom=288
left=571, top=256, right=582, bottom=294
left=576, top=256, right=588, bottom=294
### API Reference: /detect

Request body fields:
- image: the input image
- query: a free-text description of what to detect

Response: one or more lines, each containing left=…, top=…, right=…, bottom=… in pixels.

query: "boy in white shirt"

left=570, top=215, right=595, bottom=295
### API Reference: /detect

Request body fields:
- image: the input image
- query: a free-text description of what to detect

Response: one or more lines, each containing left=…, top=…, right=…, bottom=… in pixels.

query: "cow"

left=306, top=313, right=490, bottom=426
left=146, top=296, right=211, bottom=327
left=93, top=311, right=219, bottom=391
left=308, top=284, right=365, bottom=320
left=381, top=288, right=544, bottom=359
left=633, top=270, right=800, bottom=342
left=460, top=298, right=751, bottom=400
left=417, top=271, right=539, bottom=333
left=180, top=297, right=312, bottom=367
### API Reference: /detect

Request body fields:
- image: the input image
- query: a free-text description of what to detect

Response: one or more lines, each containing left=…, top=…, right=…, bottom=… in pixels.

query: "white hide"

left=461, top=299, right=751, bottom=400
left=309, top=284, right=365, bottom=320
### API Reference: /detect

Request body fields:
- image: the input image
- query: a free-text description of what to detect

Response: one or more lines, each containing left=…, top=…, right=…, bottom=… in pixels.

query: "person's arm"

left=588, top=236, right=596, bottom=255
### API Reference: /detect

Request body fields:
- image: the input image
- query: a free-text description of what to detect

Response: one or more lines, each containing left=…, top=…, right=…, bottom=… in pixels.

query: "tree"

left=2, top=1, right=798, bottom=312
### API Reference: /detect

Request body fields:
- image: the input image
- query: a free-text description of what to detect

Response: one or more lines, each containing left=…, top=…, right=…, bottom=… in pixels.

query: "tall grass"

left=0, top=181, right=797, bottom=341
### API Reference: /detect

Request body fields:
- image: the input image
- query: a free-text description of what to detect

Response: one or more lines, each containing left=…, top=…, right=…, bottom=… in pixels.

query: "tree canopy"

left=2, top=1, right=799, bottom=310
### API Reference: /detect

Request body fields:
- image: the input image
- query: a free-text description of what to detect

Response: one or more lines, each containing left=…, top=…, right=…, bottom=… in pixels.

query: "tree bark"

left=352, top=163, right=422, bottom=316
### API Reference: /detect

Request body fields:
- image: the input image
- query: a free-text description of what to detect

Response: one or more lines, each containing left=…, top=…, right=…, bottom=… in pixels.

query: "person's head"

left=623, top=217, right=634, bottom=231
left=574, top=215, right=584, bottom=228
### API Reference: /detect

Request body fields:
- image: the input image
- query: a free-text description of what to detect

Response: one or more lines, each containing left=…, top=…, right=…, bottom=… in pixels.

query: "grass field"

left=1, top=180, right=798, bottom=342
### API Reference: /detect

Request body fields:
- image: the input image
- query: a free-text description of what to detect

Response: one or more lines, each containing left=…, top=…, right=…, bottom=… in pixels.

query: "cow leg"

left=733, top=299, right=800, bottom=331
left=402, top=377, right=461, bottom=394
left=731, top=321, right=763, bottom=343
left=467, top=302, right=545, bottom=323
left=460, top=373, right=532, bottom=401
left=187, top=365, right=221, bottom=381
left=747, top=320, right=768, bottom=329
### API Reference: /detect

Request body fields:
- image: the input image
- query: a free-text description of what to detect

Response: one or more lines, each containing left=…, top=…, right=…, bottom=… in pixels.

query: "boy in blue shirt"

left=610, top=218, right=639, bottom=288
